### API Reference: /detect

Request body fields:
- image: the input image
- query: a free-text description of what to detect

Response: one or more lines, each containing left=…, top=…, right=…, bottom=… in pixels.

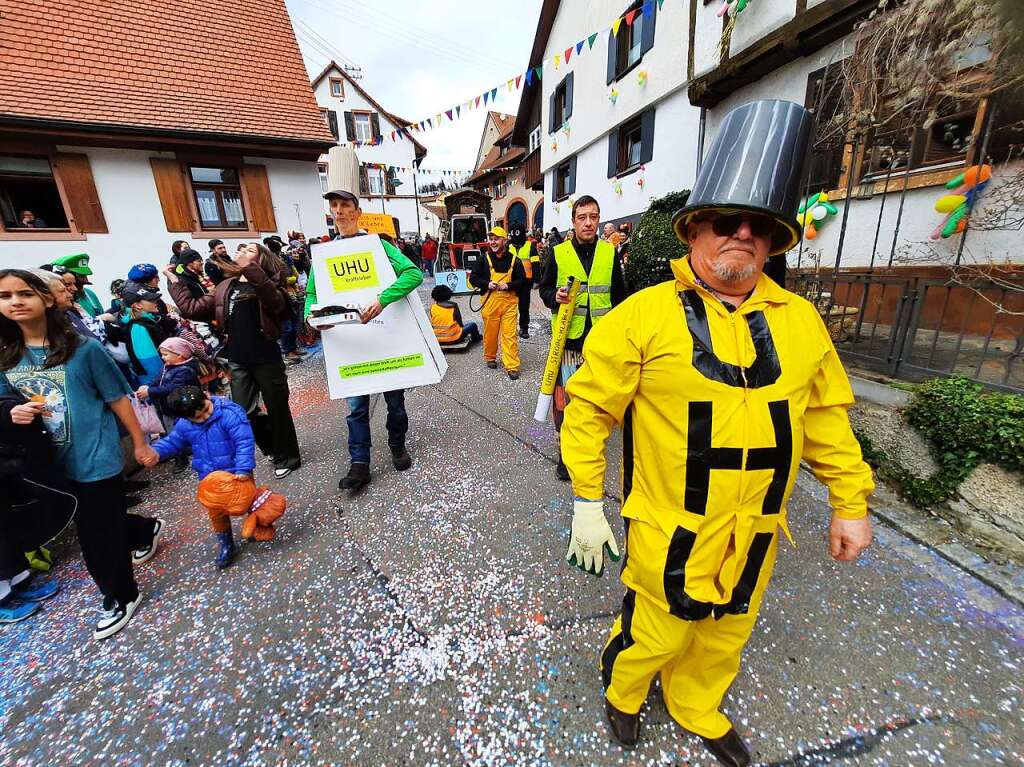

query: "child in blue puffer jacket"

left=148, top=387, right=255, bottom=568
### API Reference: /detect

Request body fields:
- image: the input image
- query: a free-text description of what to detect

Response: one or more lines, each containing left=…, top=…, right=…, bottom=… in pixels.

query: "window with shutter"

left=150, top=158, right=195, bottom=233
left=609, top=1, right=655, bottom=82
left=0, top=154, right=74, bottom=234
left=344, top=112, right=357, bottom=142
left=241, top=164, right=276, bottom=232
left=554, top=156, right=577, bottom=201
left=328, top=111, right=340, bottom=141
left=370, top=113, right=382, bottom=141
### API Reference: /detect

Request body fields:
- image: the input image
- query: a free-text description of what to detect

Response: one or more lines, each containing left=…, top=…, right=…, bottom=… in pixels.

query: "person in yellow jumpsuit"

left=560, top=100, right=875, bottom=767
left=468, top=226, right=526, bottom=380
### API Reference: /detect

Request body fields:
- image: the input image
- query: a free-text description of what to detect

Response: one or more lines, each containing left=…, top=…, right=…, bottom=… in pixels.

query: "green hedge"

left=857, top=376, right=1024, bottom=507
left=624, top=189, right=690, bottom=294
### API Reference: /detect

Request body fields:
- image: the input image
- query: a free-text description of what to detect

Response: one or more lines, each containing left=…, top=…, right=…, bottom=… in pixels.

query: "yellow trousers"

left=482, top=291, right=520, bottom=372
left=601, top=520, right=779, bottom=739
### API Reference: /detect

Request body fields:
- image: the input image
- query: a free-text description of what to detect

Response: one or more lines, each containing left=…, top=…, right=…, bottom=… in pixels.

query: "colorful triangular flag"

left=657, top=0, right=665, bottom=9
left=554, top=53, right=561, bottom=69
left=475, top=95, right=482, bottom=107
left=427, top=118, right=433, bottom=129
left=507, top=79, right=514, bottom=91
left=525, top=68, right=534, bottom=86
left=490, top=87, right=497, bottom=101
left=576, top=40, right=585, bottom=56
left=445, top=109, right=453, bottom=120
left=515, top=74, right=522, bottom=88
left=612, top=18, right=623, bottom=36
left=588, top=32, right=598, bottom=49
left=483, top=91, right=490, bottom=105
left=625, top=9, right=638, bottom=25
left=456, top=105, right=461, bottom=118
left=643, top=0, right=654, bottom=17
left=564, top=47, right=572, bottom=64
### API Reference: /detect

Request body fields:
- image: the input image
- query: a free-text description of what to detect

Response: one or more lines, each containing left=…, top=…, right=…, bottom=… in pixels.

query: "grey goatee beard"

left=711, top=260, right=758, bottom=284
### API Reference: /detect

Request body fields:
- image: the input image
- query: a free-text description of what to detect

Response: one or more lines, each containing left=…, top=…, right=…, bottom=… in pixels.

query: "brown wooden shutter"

left=52, top=153, right=107, bottom=233
left=150, top=158, right=195, bottom=232
left=241, top=164, right=276, bottom=231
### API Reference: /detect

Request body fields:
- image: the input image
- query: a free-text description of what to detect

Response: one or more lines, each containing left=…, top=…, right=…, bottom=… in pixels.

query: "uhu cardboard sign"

left=312, top=235, right=447, bottom=399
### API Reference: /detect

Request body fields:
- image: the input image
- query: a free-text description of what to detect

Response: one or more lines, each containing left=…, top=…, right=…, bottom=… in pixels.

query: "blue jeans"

left=461, top=321, right=482, bottom=342
left=346, top=390, right=408, bottom=464
left=280, top=317, right=298, bottom=354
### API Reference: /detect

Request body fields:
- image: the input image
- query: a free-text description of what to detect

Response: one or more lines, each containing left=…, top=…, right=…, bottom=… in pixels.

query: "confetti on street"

left=1, top=296, right=1021, bottom=766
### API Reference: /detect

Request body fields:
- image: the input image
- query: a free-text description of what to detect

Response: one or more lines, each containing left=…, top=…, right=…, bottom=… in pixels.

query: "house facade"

left=466, top=112, right=544, bottom=233
left=0, top=0, right=334, bottom=303
left=528, top=0, right=1022, bottom=270
left=311, top=62, right=427, bottom=237
left=533, top=0, right=700, bottom=233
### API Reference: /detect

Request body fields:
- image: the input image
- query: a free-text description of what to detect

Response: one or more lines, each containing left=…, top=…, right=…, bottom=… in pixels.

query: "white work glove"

left=566, top=499, right=620, bottom=576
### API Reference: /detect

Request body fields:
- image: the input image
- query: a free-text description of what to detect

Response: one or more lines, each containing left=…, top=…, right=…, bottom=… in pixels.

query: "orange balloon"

left=805, top=224, right=818, bottom=240
left=963, top=165, right=992, bottom=187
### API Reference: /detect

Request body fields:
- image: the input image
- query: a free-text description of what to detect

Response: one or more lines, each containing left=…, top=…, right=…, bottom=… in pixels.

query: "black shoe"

left=518, top=329, right=530, bottom=339
left=123, top=479, right=150, bottom=493
left=486, top=360, right=498, bottom=369
left=94, top=593, right=142, bottom=640
left=172, top=455, right=189, bottom=474
left=604, top=699, right=640, bottom=749
left=125, top=495, right=142, bottom=509
left=338, top=463, right=371, bottom=491
left=508, top=370, right=520, bottom=381
left=390, top=445, right=413, bottom=471
left=556, top=459, right=570, bottom=482
left=700, top=728, right=751, bottom=767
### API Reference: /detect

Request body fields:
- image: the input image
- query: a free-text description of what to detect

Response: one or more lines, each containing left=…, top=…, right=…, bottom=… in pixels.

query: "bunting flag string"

left=359, top=0, right=659, bottom=145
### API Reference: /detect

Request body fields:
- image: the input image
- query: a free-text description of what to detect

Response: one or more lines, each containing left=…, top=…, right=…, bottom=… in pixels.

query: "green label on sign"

left=339, top=354, right=425, bottom=378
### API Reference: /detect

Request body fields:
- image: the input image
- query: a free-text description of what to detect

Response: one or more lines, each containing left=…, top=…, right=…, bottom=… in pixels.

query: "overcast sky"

left=284, top=0, right=544, bottom=173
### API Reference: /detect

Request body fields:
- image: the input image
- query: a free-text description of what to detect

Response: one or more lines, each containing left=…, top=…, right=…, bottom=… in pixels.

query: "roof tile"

left=0, top=0, right=334, bottom=146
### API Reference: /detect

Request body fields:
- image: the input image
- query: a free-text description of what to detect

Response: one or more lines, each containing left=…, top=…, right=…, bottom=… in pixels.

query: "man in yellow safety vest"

left=538, top=195, right=626, bottom=480
left=560, top=100, right=875, bottom=766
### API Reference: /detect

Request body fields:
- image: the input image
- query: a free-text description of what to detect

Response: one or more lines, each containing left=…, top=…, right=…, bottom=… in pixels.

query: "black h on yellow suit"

left=562, top=257, right=874, bottom=739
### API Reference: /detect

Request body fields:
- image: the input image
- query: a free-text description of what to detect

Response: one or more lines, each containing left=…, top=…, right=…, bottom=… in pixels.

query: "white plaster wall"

left=540, top=0, right=690, bottom=175
left=703, top=38, right=1024, bottom=268
left=313, top=67, right=422, bottom=234
left=728, top=1, right=796, bottom=57
left=693, top=0, right=726, bottom=79
left=0, top=146, right=323, bottom=305
left=544, top=87, right=701, bottom=232
left=418, top=203, right=442, bottom=238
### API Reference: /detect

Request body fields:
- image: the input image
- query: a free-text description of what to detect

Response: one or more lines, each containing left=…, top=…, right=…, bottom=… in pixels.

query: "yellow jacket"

left=563, top=257, right=874, bottom=609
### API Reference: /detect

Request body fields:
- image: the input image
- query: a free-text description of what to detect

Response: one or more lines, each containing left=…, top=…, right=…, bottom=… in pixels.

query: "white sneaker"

left=94, top=593, right=142, bottom=640
left=133, top=518, right=166, bottom=565
left=274, top=467, right=293, bottom=479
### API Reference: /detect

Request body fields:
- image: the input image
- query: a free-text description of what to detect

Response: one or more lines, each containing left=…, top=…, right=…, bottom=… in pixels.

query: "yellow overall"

left=563, top=257, right=874, bottom=738
left=482, top=253, right=520, bottom=372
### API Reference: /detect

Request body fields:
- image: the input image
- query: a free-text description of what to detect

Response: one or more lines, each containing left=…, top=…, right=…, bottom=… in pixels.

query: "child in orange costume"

left=197, top=473, right=286, bottom=554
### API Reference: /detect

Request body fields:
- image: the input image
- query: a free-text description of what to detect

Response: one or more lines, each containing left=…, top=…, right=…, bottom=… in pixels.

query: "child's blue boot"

left=215, top=530, right=236, bottom=570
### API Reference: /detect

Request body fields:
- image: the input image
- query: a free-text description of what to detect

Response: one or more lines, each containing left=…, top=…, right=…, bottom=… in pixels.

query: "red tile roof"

left=0, top=0, right=335, bottom=148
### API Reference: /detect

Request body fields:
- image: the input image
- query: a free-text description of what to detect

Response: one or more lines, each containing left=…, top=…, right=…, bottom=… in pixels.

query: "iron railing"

left=789, top=271, right=1024, bottom=393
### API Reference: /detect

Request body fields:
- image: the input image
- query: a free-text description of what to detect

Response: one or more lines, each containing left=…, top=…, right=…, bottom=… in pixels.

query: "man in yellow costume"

left=561, top=100, right=875, bottom=766
left=468, top=226, right=527, bottom=380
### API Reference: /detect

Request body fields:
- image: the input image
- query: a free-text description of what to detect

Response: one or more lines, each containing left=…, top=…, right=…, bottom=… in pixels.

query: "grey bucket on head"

left=673, top=99, right=813, bottom=255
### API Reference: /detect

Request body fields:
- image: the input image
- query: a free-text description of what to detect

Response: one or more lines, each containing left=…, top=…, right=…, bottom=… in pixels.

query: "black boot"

left=338, top=462, right=371, bottom=491
left=215, top=530, right=236, bottom=570
left=700, top=728, right=751, bottom=767
left=556, top=459, right=570, bottom=482
left=604, top=699, right=640, bottom=748
left=390, top=445, right=413, bottom=471
left=173, top=454, right=189, bottom=474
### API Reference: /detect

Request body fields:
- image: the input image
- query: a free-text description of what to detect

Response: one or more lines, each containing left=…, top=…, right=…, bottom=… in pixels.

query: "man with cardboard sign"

left=305, top=147, right=443, bottom=493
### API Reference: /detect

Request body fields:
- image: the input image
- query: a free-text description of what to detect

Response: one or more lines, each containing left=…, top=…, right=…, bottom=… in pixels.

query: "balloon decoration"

left=637, top=70, right=649, bottom=87
left=798, top=192, right=838, bottom=241
left=931, top=164, right=991, bottom=240
left=613, top=179, right=623, bottom=196
left=609, top=87, right=619, bottom=105
left=718, top=0, right=751, bottom=17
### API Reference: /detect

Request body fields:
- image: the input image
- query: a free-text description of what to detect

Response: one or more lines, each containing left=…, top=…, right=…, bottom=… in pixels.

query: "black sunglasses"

left=696, top=212, right=776, bottom=239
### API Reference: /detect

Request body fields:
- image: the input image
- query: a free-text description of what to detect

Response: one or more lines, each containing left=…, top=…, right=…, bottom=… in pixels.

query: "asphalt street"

left=1, top=286, right=1021, bottom=766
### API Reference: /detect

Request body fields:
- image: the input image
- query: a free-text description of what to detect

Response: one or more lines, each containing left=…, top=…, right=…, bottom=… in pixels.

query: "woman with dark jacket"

left=163, top=243, right=301, bottom=479
left=0, top=394, right=67, bottom=623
